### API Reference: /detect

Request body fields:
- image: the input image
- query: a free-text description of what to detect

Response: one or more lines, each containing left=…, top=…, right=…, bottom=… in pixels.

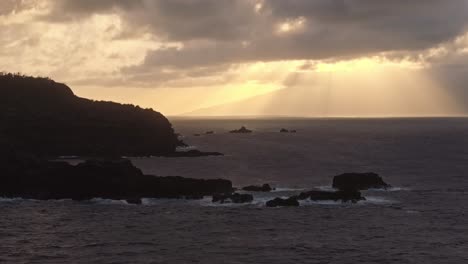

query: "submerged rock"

left=295, top=190, right=365, bottom=203
left=242, top=184, right=273, bottom=192
left=229, top=126, right=252, bottom=133
left=266, top=197, right=299, bottom=207
left=332, top=172, right=390, bottom=191
left=212, top=193, right=253, bottom=204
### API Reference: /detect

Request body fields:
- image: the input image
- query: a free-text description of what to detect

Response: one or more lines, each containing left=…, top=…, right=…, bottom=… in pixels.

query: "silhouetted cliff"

left=0, top=73, right=180, bottom=156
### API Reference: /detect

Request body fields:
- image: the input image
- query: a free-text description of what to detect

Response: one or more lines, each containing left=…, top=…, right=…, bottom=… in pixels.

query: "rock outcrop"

left=242, top=184, right=273, bottom=192
left=0, top=149, right=232, bottom=201
left=229, top=126, right=252, bottom=133
left=332, top=172, right=390, bottom=191
left=0, top=73, right=182, bottom=157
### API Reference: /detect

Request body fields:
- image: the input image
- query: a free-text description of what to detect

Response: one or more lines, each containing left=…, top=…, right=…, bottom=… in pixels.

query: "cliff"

left=0, top=73, right=180, bottom=157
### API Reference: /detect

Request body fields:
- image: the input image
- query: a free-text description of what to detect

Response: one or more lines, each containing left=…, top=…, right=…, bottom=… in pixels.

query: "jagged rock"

left=212, top=193, right=253, bottom=204
left=280, top=128, right=289, bottom=133
left=0, top=150, right=233, bottom=202
left=295, top=190, right=365, bottom=203
left=242, top=184, right=273, bottom=192
left=229, top=126, right=252, bottom=133
left=266, top=197, right=299, bottom=207
left=332, top=172, right=390, bottom=191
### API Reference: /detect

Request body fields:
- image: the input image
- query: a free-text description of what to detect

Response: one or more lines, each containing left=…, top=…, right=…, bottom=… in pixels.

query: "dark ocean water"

left=2, top=118, right=468, bottom=263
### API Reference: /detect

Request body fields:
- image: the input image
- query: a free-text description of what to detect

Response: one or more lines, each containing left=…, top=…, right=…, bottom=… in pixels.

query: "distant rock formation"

left=280, top=128, right=297, bottom=133
left=0, top=73, right=182, bottom=157
left=229, top=126, right=252, bottom=133
left=332, top=172, right=390, bottom=190
left=212, top=193, right=253, bottom=204
left=266, top=197, right=299, bottom=207
left=0, top=149, right=232, bottom=202
left=242, top=184, right=273, bottom=192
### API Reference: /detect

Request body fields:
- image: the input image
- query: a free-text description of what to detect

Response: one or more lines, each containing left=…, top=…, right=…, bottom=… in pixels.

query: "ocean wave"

left=0, top=197, right=27, bottom=202
left=271, top=187, right=306, bottom=192
left=367, top=187, right=411, bottom=192
left=316, top=186, right=410, bottom=192
left=315, top=186, right=337, bottom=192
left=176, top=145, right=198, bottom=151
left=361, top=196, right=398, bottom=205
left=88, top=198, right=131, bottom=205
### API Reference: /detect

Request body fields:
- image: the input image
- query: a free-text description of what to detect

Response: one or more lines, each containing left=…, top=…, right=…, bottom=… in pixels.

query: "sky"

left=1, top=0, right=468, bottom=116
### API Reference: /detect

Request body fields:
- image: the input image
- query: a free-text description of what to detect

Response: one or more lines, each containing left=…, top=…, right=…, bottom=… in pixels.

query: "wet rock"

left=0, top=150, right=233, bottom=202
left=212, top=193, right=253, bottom=204
left=229, top=126, right=252, bottom=133
left=332, top=172, right=390, bottom=191
left=242, top=184, right=273, bottom=192
left=266, top=197, right=299, bottom=207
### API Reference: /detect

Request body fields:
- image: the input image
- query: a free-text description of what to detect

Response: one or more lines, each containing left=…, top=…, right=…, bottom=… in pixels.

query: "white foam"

left=361, top=196, right=397, bottom=205
left=272, top=187, right=306, bottom=192
left=176, top=145, right=198, bottom=151
left=89, top=198, right=130, bottom=205
left=0, top=197, right=26, bottom=202
left=315, top=186, right=337, bottom=192
left=368, top=187, right=411, bottom=192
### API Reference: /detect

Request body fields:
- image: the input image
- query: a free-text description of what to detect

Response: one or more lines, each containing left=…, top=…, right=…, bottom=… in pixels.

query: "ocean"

left=2, top=118, right=468, bottom=263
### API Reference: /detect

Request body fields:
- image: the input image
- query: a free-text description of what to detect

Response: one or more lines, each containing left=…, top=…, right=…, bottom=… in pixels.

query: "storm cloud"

left=43, top=0, right=468, bottom=69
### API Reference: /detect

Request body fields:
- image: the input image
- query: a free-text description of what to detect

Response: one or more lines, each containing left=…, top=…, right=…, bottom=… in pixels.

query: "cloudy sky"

left=1, top=0, right=468, bottom=116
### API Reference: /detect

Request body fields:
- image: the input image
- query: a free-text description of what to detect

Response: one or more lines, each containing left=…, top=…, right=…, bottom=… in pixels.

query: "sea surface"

left=2, top=118, right=468, bottom=263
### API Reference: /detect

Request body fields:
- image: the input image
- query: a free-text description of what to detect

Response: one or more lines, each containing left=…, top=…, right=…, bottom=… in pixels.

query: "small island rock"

left=332, top=172, right=390, bottom=191
left=242, top=184, right=273, bottom=192
left=229, top=126, right=252, bottom=133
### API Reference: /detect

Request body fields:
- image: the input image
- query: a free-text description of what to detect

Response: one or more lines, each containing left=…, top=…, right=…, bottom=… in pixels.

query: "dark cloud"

left=74, top=0, right=466, bottom=71
left=45, top=0, right=468, bottom=68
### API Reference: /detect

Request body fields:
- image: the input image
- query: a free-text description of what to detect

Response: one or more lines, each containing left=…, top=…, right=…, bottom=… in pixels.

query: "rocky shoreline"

left=0, top=148, right=391, bottom=207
